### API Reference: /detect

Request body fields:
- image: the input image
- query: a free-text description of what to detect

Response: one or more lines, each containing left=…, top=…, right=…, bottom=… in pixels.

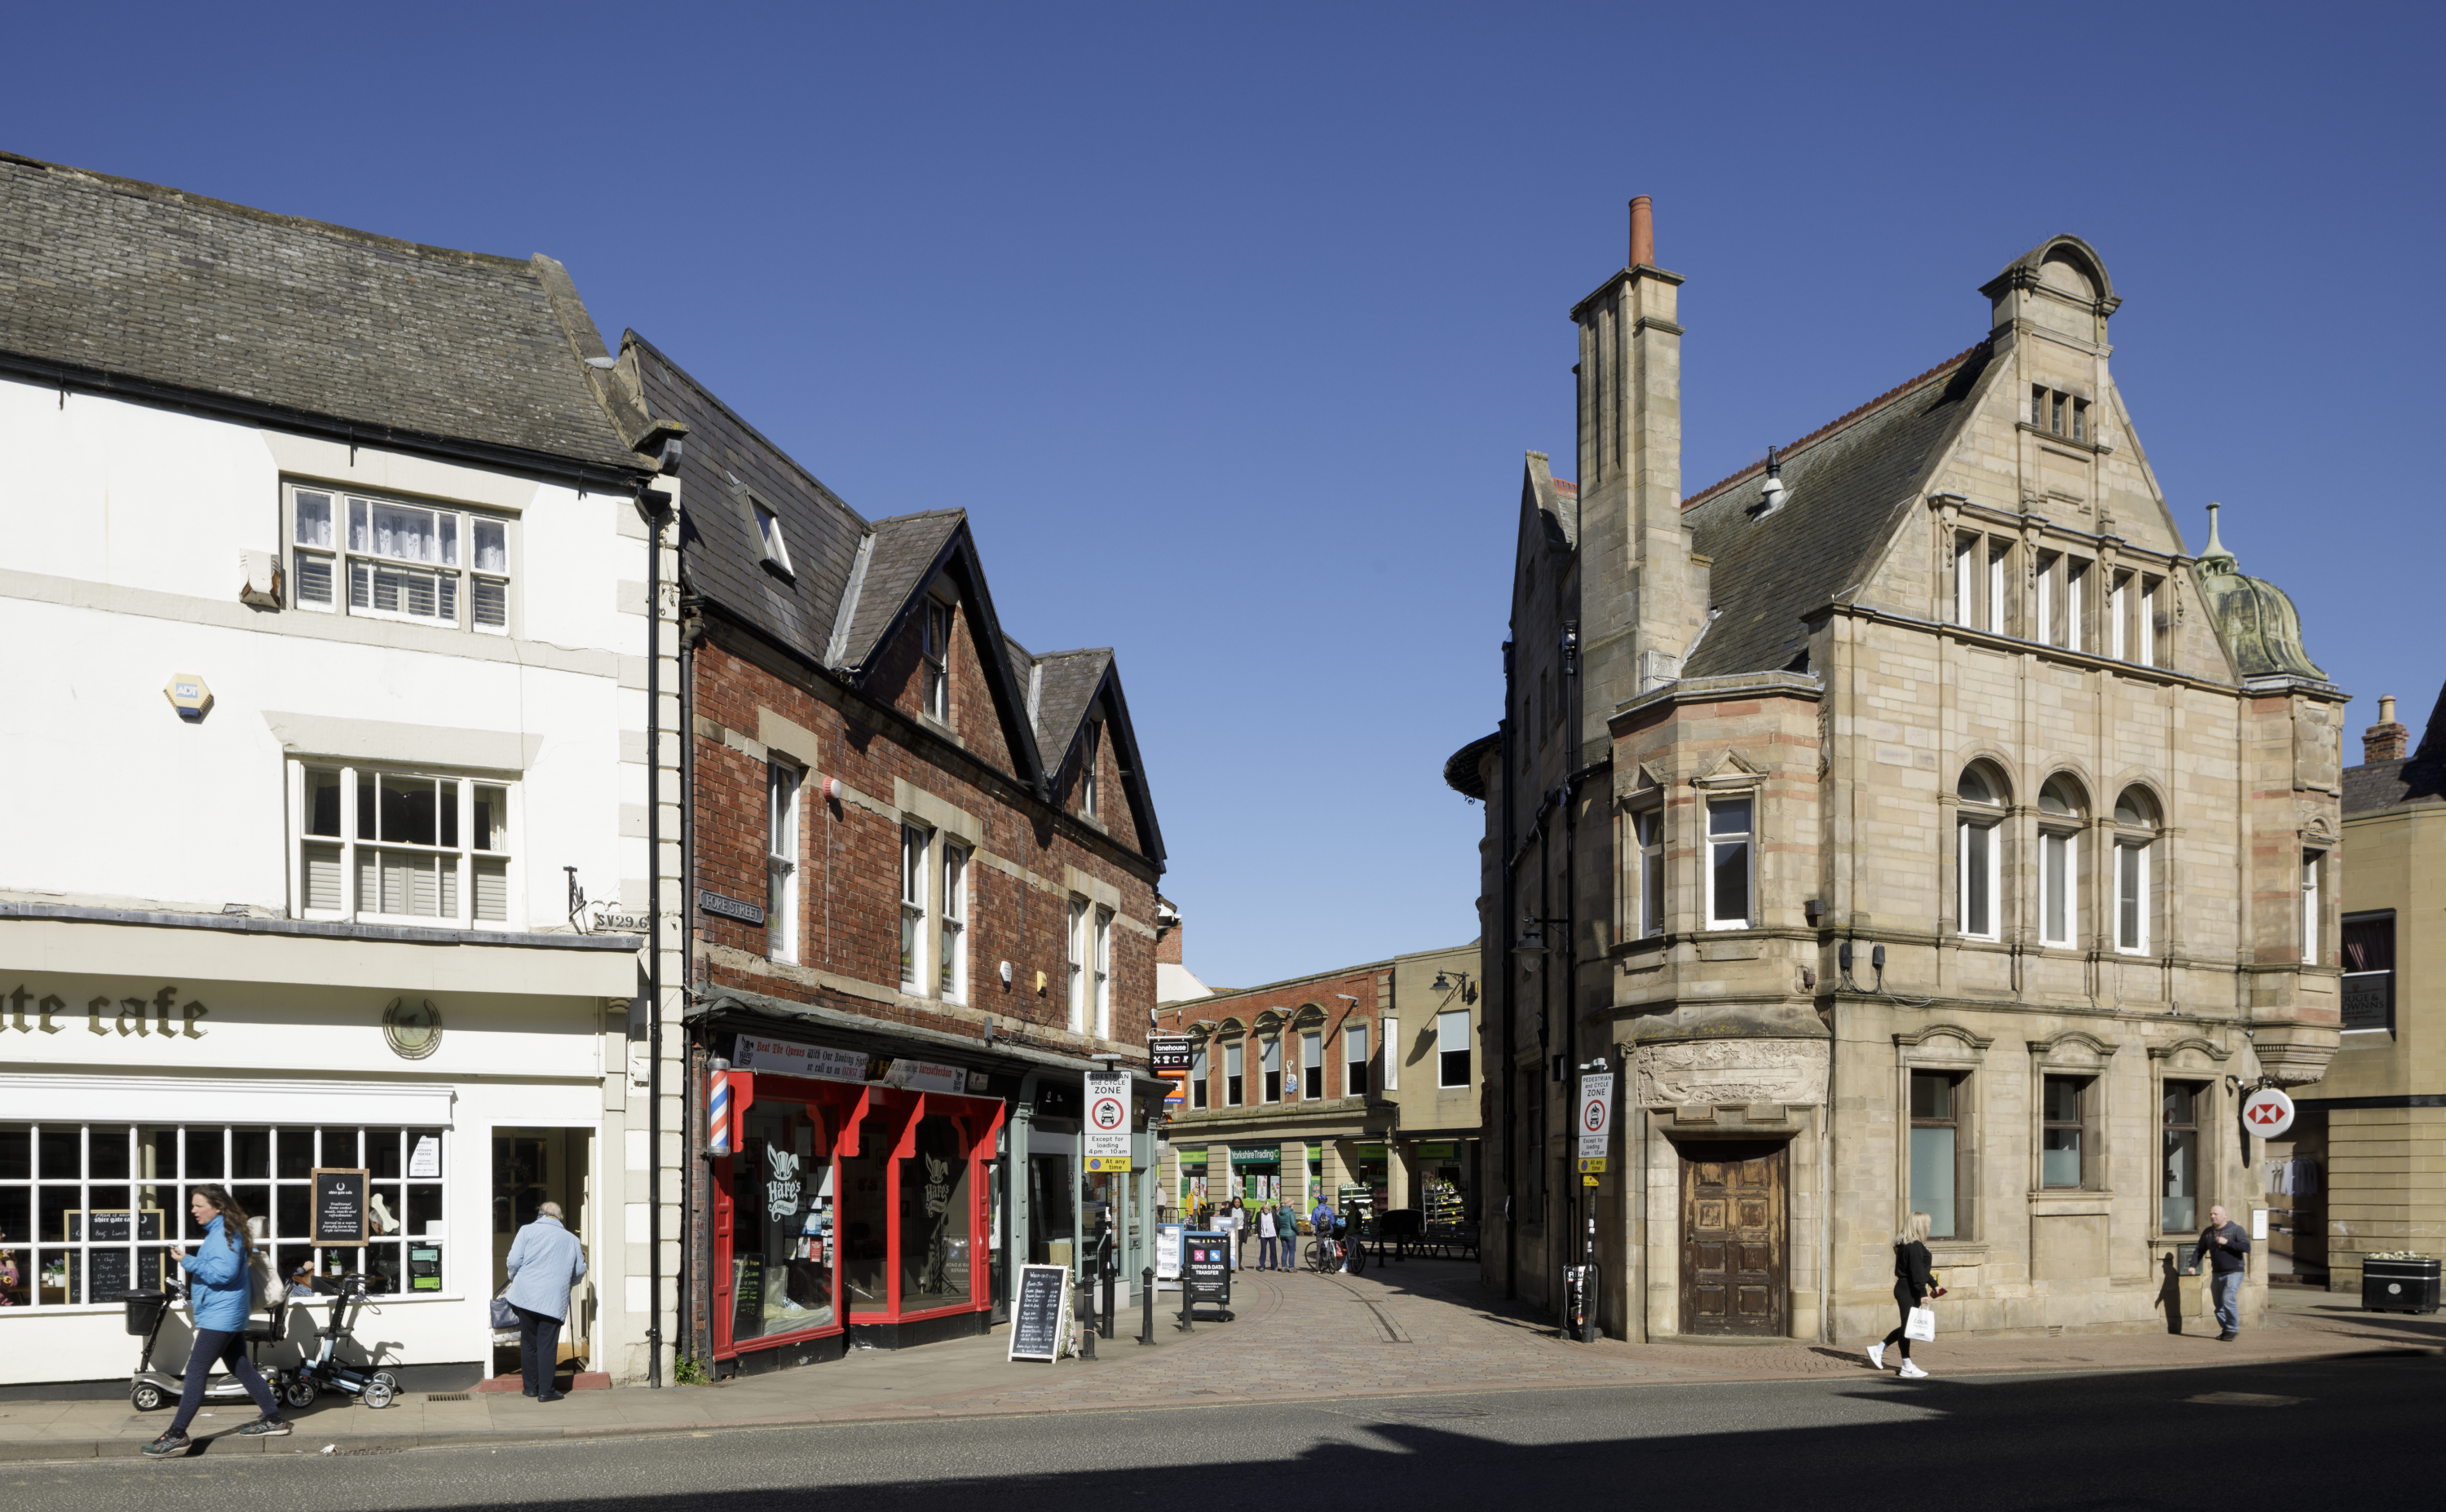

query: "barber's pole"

left=708, top=1068, right=731, bottom=1156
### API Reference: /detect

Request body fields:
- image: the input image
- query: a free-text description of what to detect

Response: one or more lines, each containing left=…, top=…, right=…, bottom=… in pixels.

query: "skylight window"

left=753, top=501, right=793, bottom=575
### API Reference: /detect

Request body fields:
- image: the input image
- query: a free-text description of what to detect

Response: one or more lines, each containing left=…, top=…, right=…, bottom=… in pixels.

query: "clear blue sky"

left=7, top=4, right=2439, bottom=988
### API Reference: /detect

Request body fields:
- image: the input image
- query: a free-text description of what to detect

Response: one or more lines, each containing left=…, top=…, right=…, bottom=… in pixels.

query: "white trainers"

left=1866, top=1342, right=1886, bottom=1370
left=1897, top=1360, right=1929, bottom=1379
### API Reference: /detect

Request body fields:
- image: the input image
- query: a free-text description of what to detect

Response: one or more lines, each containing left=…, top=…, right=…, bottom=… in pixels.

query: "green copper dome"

left=2194, top=505, right=2326, bottom=681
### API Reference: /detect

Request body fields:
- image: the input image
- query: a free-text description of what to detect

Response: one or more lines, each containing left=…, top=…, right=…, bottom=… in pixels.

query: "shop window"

left=1302, top=1030, right=1324, bottom=1100
left=940, top=845, right=969, bottom=1003
left=1261, top=1037, right=1282, bottom=1104
left=1707, top=796, right=1754, bottom=928
left=2342, top=911, right=2396, bottom=1032
left=1910, top=1070, right=1965, bottom=1241
left=1225, top=1041, right=1243, bottom=1106
left=1956, top=764, right=2007, bottom=941
left=2042, top=1075, right=2090, bottom=1188
left=296, top=764, right=511, bottom=926
left=730, top=1105, right=832, bottom=1342
left=286, top=483, right=510, bottom=634
left=0, top=1123, right=444, bottom=1311
left=2161, top=1081, right=2204, bottom=1232
left=1343, top=1022, right=1369, bottom=1097
left=899, top=1117, right=974, bottom=1312
left=1437, top=1010, right=1471, bottom=1089
left=898, top=827, right=929, bottom=991
left=768, top=763, right=801, bottom=963
left=1190, top=1044, right=1211, bottom=1109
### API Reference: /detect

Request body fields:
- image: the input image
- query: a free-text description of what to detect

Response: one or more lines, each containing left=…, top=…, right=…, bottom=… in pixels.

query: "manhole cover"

left=2186, top=1392, right=2306, bottom=1406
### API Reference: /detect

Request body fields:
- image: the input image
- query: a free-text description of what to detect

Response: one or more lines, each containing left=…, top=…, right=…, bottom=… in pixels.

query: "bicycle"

left=1305, top=1236, right=1338, bottom=1274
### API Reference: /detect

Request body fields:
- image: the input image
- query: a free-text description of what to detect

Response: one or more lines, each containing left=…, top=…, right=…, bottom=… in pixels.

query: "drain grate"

left=426, top=1393, right=470, bottom=1402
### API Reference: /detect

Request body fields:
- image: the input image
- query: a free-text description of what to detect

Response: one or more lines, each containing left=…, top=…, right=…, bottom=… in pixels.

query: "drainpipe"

left=1499, top=642, right=1517, bottom=1301
left=678, top=593, right=703, bottom=1365
left=635, top=483, right=673, bottom=1388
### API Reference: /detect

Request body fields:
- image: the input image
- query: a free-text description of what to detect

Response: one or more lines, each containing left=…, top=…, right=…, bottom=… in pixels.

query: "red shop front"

left=711, top=1073, right=1004, bottom=1362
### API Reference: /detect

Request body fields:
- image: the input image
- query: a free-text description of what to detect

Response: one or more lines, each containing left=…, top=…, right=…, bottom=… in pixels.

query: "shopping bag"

left=1903, top=1307, right=1936, bottom=1343
left=490, top=1295, right=520, bottom=1330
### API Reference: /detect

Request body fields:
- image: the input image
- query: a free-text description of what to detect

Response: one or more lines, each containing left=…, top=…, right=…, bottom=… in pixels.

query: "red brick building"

left=625, top=337, right=1168, bottom=1372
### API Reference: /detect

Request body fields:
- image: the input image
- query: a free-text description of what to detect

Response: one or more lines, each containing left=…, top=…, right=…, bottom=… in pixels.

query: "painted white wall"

left=0, top=376, right=637, bottom=928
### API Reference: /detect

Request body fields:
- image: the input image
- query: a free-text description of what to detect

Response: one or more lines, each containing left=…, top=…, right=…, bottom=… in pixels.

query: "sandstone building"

left=1446, top=201, right=2347, bottom=1342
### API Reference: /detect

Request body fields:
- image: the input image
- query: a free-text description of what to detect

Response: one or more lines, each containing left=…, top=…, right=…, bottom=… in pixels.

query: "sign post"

left=1084, top=1072, right=1132, bottom=1174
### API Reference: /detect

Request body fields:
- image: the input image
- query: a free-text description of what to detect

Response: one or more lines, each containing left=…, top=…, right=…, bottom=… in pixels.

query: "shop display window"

left=0, top=1123, right=446, bottom=1311
left=712, top=1076, right=1002, bottom=1359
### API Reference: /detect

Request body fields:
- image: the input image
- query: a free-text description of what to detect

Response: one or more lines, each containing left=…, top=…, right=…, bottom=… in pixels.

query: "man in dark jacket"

left=2191, top=1204, right=2251, bottom=1341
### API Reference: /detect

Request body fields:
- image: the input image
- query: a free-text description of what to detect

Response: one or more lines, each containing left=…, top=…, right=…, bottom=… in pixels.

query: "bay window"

left=1706, top=796, right=1755, bottom=929
left=295, top=764, right=511, bottom=927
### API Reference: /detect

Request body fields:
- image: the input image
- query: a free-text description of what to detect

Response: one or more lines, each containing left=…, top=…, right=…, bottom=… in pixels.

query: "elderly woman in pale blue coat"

left=503, top=1201, right=588, bottom=1401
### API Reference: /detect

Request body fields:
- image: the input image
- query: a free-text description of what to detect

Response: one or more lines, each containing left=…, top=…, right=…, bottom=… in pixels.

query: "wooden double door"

left=1679, top=1140, right=1788, bottom=1337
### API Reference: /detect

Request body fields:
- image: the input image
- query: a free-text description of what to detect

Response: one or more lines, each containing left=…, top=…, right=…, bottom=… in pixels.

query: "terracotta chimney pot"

left=1629, top=196, right=1654, bottom=269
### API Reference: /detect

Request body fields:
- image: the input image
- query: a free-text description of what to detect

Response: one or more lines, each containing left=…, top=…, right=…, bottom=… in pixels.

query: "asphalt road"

left=12, top=1355, right=2435, bottom=1511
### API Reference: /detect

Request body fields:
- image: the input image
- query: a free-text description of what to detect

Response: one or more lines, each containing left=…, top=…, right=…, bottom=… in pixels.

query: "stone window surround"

left=2025, top=1029, right=2120, bottom=1196
left=1927, top=499, right=2194, bottom=663
left=1691, top=769, right=1760, bottom=932
left=2145, top=1037, right=2232, bottom=1241
left=1936, top=759, right=2174, bottom=958
left=1894, top=1023, right=1991, bottom=1250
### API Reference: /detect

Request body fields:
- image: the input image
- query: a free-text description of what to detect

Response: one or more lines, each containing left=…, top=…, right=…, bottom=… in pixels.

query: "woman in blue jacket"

left=143, top=1186, right=288, bottom=1456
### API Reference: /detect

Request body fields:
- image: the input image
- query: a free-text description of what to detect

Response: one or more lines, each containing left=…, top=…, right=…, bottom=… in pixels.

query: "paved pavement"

left=11, top=1354, right=2441, bottom=1508
left=2, top=1262, right=2435, bottom=1461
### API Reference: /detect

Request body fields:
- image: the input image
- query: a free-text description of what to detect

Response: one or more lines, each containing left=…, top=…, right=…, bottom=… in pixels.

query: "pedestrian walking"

left=2190, top=1203, right=2252, bottom=1341
left=1256, top=1202, right=1278, bottom=1270
left=502, top=1201, right=589, bottom=1402
left=143, top=1186, right=287, bottom=1457
left=1867, top=1210, right=1937, bottom=1378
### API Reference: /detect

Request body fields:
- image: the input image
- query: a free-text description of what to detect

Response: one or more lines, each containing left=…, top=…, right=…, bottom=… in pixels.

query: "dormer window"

left=921, top=600, right=951, bottom=722
left=752, top=501, right=793, bottom=576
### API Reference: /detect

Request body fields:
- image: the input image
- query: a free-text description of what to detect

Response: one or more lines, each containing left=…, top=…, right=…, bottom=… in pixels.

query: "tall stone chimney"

left=1574, top=196, right=1696, bottom=738
left=2362, top=694, right=2409, bottom=764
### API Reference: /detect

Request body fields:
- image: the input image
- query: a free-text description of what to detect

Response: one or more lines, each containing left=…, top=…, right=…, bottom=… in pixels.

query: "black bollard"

left=1137, top=1266, right=1155, bottom=1346
left=1075, top=1271, right=1096, bottom=1360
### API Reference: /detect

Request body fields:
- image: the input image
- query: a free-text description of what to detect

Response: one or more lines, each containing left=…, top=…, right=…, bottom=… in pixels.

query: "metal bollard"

left=1075, top=1272, right=1097, bottom=1360
left=1138, top=1266, right=1155, bottom=1346
left=1101, top=1263, right=1116, bottom=1339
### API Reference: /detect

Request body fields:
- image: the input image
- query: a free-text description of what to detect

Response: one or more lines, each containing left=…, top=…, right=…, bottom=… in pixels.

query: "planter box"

left=2360, top=1258, right=2441, bottom=1315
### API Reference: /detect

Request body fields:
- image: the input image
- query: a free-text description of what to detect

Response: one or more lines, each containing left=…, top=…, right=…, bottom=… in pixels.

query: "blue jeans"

left=2211, top=1272, right=2243, bottom=1334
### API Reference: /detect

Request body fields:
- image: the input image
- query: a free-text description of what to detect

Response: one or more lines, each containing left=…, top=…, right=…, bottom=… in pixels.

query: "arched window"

left=2037, top=776, right=2087, bottom=948
left=1957, top=764, right=2008, bottom=941
left=2112, top=787, right=2160, bottom=954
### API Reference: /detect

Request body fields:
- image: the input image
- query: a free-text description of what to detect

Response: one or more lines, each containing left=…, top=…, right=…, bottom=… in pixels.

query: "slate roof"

left=1680, top=342, right=1996, bottom=678
left=0, top=151, right=643, bottom=475
left=630, top=333, right=1164, bottom=863
left=2343, top=681, right=2446, bottom=816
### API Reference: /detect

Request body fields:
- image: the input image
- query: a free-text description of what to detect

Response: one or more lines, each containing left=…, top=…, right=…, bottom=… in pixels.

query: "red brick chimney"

left=1155, top=898, right=1184, bottom=965
left=2363, top=694, right=2409, bottom=764
left=1629, top=195, right=1654, bottom=268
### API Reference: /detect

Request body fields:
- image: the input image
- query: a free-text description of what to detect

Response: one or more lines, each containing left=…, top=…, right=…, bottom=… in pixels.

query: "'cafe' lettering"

left=4, top=984, right=210, bottom=1038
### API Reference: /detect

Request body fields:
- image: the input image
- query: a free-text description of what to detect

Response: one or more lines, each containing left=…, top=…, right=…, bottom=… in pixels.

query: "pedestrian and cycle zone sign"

left=1576, top=1071, right=1614, bottom=1181
left=1085, top=1071, right=1132, bottom=1172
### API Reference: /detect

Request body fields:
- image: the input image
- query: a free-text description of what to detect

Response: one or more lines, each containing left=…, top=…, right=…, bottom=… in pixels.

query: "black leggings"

left=1881, top=1291, right=1924, bottom=1359
left=166, top=1327, right=278, bottom=1434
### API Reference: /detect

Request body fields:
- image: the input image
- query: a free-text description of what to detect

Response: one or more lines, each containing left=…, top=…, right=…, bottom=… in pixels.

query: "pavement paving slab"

left=1, top=1266, right=2433, bottom=1461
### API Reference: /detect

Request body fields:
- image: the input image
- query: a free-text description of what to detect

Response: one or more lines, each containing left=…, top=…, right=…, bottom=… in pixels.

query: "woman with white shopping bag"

left=1867, top=1210, right=1941, bottom=1378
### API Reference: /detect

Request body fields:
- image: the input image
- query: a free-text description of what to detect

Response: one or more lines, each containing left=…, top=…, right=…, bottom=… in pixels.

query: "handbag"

left=490, top=1294, right=520, bottom=1330
left=1903, top=1306, right=1937, bottom=1343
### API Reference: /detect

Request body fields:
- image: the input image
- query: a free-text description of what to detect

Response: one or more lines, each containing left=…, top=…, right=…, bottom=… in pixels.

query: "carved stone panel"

left=1635, top=1038, right=1829, bottom=1109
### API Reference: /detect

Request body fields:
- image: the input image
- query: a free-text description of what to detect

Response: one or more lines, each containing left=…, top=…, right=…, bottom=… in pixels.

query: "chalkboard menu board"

left=69, top=1210, right=164, bottom=1243
left=1006, top=1263, right=1071, bottom=1362
left=731, top=1254, right=765, bottom=1338
left=312, top=1168, right=369, bottom=1245
left=68, top=1246, right=133, bottom=1304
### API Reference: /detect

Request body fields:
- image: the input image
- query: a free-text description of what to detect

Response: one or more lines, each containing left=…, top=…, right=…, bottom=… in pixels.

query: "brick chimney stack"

left=1155, top=898, right=1184, bottom=965
left=2362, top=694, right=2409, bottom=764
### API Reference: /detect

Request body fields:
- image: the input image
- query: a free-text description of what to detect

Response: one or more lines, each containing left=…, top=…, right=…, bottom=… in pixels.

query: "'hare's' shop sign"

left=3, top=984, right=210, bottom=1038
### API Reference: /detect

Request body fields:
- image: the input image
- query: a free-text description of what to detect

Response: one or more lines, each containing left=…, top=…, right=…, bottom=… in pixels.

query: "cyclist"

left=1309, top=1197, right=1339, bottom=1270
